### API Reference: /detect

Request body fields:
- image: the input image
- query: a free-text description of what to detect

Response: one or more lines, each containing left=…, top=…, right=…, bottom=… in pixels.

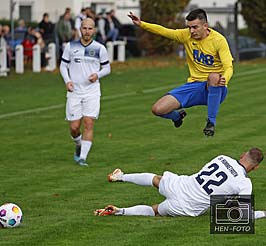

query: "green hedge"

left=0, top=18, right=39, bottom=28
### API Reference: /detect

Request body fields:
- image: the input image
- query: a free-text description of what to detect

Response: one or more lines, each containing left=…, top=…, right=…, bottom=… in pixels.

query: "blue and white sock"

left=159, top=110, right=181, bottom=122
left=207, top=86, right=223, bottom=125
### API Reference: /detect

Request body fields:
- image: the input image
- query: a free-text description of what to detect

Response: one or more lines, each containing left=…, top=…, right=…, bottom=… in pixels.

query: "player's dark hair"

left=248, top=147, right=264, bottom=165
left=186, top=8, right=208, bottom=23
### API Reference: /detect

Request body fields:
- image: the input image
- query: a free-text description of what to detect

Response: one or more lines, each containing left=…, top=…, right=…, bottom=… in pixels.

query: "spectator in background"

left=57, top=11, right=74, bottom=57
left=38, top=13, right=55, bottom=45
left=2, top=25, right=11, bottom=44
left=15, top=19, right=27, bottom=33
left=109, top=9, right=122, bottom=33
left=213, top=21, right=225, bottom=35
left=0, top=25, right=4, bottom=45
left=75, top=8, right=87, bottom=39
left=85, top=7, right=96, bottom=20
left=22, top=27, right=35, bottom=63
left=60, top=8, right=75, bottom=31
left=2, top=25, right=12, bottom=67
left=105, top=11, right=119, bottom=42
left=14, top=19, right=27, bottom=47
left=33, top=29, right=47, bottom=67
left=22, top=27, right=46, bottom=66
left=95, top=12, right=107, bottom=44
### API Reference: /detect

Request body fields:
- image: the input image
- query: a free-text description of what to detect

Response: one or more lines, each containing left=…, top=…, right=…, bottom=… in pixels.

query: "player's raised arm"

left=128, top=12, right=141, bottom=26
left=128, top=11, right=178, bottom=41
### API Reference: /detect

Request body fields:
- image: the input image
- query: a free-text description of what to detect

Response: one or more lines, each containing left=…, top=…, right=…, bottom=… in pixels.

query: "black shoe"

left=203, top=120, right=215, bottom=136
left=173, top=110, right=187, bottom=128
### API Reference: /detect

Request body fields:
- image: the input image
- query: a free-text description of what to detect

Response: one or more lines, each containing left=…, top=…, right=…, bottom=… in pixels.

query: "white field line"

left=1, top=67, right=266, bottom=119
left=0, top=85, right=171, bottom=119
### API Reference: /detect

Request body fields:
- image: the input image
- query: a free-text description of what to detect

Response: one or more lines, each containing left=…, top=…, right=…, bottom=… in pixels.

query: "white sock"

left=122, top=173, right=155, bottom=186
left=115, top=205, right=155, bottom=216
left=255, top=210, right=266, bottom=219
left=72, top=135, right=82, bottom=146
left=80, top=140, right=92, bottom=160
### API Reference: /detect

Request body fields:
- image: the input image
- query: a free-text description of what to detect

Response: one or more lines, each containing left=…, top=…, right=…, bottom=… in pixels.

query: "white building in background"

left=0, top=0, right=244, bottom=29
left=0, top=0, right=140, bottom=24
left=185, top=0, right=246, bottom=30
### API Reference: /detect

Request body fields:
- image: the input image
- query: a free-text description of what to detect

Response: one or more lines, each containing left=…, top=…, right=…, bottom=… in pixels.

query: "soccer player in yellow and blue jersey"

left=128, top=9, right=233, bottom=136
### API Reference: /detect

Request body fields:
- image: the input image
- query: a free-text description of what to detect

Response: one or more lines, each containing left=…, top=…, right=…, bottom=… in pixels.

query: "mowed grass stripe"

left=1, top=65, right=266, bottom=120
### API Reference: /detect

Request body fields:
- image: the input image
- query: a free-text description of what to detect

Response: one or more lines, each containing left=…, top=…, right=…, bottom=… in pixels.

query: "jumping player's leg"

left=207, top=73, right=223, bottom=125
left=204, top=73, right=227, bottom=136
left=152, top=94, right=186, bottom=128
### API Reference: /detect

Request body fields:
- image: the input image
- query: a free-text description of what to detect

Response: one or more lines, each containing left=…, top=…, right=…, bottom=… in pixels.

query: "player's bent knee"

left=207, top=72, right=220, bottom=86
left=151, top=104, right=161, bottom=116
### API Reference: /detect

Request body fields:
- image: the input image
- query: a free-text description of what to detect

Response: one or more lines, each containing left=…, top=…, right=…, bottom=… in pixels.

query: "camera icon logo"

left=210, top=195, right=254, bottom=234
left=215, top=200, right=249, bottom=224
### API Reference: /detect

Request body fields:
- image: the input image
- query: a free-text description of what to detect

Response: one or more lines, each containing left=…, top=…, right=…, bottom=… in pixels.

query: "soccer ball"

left=0, top=203, right=23, bottom=228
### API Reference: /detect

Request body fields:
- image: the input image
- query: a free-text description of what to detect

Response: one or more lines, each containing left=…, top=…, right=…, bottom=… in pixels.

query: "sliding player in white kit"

left=60, top=18, right=110, bottom=166
left=95, top=147, right=266, bottom=219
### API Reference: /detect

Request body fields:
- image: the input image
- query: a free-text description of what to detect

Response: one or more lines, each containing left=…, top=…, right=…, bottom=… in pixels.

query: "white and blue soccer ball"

left=0, top=203, right=23, bottom=228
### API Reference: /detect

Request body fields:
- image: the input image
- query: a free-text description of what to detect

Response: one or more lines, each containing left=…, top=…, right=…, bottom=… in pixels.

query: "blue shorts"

left=168, top=82, right=227, bottom=108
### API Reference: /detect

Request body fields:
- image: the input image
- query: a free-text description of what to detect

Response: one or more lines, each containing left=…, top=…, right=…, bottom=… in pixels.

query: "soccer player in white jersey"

left=60, top=18, right=111, bottom=166
left=95, top=147, right=266, bottom=219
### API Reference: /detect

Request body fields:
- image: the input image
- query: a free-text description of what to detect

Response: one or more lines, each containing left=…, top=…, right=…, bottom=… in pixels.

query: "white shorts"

left=66, top=95, right=100, bottom=121
left=158, top=171, right=188, bottom=217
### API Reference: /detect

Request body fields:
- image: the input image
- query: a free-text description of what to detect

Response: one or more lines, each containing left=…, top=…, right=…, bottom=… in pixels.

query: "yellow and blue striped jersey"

left=140, top=21, right=233, bottom=85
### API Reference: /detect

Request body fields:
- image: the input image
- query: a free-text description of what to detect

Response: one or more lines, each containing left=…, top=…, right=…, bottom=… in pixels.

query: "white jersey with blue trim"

left=175, top=155, right=252, bottom=216
left=61, top=40, right=109, bottom=96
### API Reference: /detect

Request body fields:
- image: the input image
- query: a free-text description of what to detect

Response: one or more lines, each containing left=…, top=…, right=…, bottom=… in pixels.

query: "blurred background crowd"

left=0, top=6, right=123, bottom=69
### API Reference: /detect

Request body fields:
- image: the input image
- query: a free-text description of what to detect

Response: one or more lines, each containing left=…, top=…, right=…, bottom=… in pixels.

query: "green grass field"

left=0, top=59, right=266, bottom=245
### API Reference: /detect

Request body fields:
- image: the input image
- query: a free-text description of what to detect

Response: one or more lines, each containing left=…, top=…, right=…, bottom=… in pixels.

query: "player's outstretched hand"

left=128, top=11, right=141, bottom=26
